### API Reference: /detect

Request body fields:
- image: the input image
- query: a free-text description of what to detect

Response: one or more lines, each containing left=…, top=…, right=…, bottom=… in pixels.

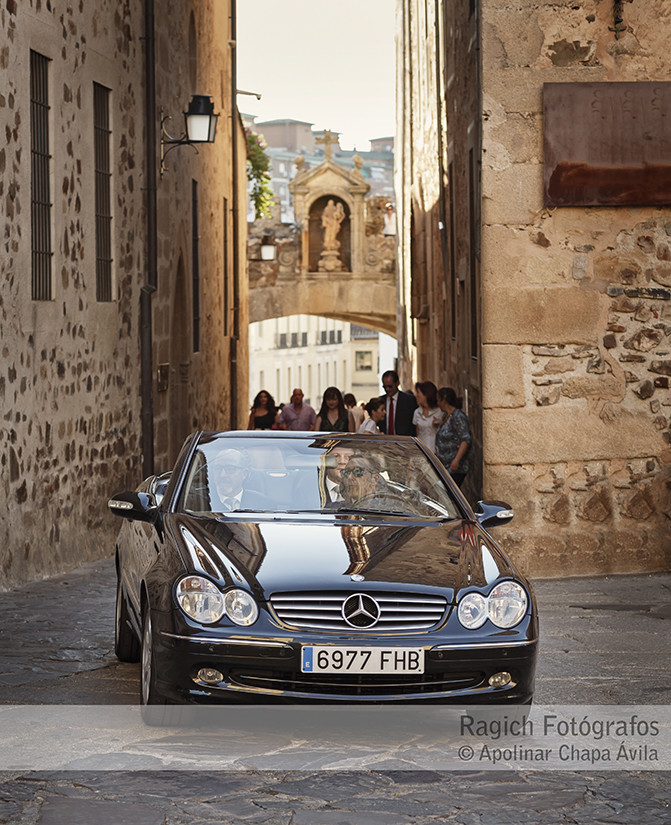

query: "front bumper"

left=151, top=609, right=538, bottom=704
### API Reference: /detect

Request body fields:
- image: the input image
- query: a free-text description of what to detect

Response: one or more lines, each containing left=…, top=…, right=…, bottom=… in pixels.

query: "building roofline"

left=256, top=118, right=314, bottom=127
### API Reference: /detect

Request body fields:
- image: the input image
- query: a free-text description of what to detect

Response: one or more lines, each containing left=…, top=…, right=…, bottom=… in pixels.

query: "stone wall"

left=0, top=1, right=146, bottom=587
left=0, top=1, right=248, bottom=588
left=480, top=0, right=671, bottom=575
left=151, top=1, right=248, bottom=467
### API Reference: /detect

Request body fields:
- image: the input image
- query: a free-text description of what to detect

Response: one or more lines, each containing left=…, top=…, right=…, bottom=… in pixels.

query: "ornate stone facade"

left=248, top=158, right=396, bottom=335
left=397, top=0, right=671, bottom=575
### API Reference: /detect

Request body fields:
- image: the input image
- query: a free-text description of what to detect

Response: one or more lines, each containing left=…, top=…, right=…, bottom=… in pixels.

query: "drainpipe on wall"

left=229, top=0, right=239, bottom=430
left=435, top=0, right=450, bottom=338
left=142, top=0, right=157, bottom=475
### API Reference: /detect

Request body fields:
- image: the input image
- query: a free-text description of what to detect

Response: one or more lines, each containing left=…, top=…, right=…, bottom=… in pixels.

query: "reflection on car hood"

left=170, top=515, right=515, bottom=601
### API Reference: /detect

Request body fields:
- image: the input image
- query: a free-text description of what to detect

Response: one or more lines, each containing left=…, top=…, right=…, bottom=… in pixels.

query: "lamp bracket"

left=160, top=110, right=199, bottom=177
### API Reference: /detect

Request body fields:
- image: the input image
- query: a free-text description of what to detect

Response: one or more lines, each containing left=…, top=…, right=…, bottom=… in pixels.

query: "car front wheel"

left=140, top=607, right=192, bottom=726
left=140, top=607, right=169, bottom=725
left=141, top=608, right=165, bottom=705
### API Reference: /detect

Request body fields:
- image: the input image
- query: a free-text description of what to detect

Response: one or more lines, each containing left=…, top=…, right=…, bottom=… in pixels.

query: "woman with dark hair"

left=412, top=380, right=441, bottom=451
left=315, top=386, right=351, bottom=432
left=435, top=387, right=471, bottom=487
left=359, top=397, right=386, bottom=434
left=247, top=390, right=278, bottom=430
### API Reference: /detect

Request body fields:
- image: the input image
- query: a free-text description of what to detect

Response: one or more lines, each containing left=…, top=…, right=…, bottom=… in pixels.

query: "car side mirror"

left=475, top=500, right=514, bottom=528
left=108, top=491, right=159, bottom=523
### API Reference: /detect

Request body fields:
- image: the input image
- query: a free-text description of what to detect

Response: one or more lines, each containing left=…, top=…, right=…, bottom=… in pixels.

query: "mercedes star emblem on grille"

left=342, top=594, right=381, bottom=628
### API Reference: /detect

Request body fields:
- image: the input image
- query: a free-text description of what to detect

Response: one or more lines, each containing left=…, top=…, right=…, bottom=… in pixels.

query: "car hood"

left=169, top=514, right=516, bottom=602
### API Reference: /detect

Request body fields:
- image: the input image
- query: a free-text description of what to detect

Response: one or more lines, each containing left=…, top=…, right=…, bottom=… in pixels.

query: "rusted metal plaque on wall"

left=544, top=82, right=671, bottom=207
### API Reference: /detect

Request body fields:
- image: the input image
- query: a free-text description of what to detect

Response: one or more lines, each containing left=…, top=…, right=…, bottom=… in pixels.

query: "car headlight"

left=457, top=592, right=488, bottom=629
left=176, top=575, right=225, bottom=624
left=488, top=581, right=527, bottom=628
left=224, top=588, right=259, bottom=626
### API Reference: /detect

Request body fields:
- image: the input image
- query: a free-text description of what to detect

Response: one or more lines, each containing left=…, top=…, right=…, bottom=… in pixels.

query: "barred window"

left=192, top=179, right=200, bottom=352
left=30, top=51, right=52, bottom=301
left=94, top=83, right=113, bottom=301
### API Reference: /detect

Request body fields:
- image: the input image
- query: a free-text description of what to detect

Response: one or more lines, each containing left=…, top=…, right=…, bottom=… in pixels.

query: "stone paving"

left=1, top=769, right=670, bottom=824
left=0, top=558, right=669, bottom=822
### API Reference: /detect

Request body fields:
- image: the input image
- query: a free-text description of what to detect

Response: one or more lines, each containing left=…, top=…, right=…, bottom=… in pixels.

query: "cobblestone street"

left=0, top=559, right=669, bottom=823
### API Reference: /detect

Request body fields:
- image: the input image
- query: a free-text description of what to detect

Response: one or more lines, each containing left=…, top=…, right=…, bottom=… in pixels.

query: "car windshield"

left=177, top=434, right=462, bottom=520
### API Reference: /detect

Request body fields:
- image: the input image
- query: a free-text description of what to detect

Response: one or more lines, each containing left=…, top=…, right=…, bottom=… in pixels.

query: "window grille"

left=192, top=180, right=200, bottom=351
left=30, top=51, right=52, bottom=301
left=94, top=83, right=113, bottom=302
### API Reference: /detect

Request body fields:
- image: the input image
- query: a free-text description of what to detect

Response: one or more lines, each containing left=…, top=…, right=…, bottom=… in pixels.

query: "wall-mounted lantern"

left=260, top=234, right=276, bottom=261
left=160, top=94, right=219, bottom=176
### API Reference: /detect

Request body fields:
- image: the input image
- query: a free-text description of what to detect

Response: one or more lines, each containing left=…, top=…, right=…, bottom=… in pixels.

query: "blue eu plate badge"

left=302, top=647, right=313, bottom=672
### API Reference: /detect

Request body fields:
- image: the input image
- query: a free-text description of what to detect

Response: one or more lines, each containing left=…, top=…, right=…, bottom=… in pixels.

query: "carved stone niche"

left=289, top=156, right=369, bottom=276
left=308, top=195, right=351, bottom=272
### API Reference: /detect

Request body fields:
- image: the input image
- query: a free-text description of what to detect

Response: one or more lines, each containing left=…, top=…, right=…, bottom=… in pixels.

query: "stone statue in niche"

left=322, top=199, right=345, bottom=250
left=318, top=198, right=346, bottom=272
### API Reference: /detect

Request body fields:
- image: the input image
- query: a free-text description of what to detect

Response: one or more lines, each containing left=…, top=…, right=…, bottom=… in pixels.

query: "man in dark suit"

left=378, top=369, right=418, bottom=436
left=209, top=448, right=272, bottom=511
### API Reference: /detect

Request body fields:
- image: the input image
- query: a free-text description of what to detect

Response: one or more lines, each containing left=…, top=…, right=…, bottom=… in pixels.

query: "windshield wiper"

left=216, top=509, right=329, bottom=516
left=332, top=506, right=444, bottom=519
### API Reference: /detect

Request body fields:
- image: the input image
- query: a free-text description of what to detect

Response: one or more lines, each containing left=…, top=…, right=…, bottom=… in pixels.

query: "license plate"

left=301, top=646, right=424, bottom=674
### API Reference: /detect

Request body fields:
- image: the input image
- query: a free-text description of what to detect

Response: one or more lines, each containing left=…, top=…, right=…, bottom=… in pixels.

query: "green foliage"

left=245, top=127, right=274, bottom=219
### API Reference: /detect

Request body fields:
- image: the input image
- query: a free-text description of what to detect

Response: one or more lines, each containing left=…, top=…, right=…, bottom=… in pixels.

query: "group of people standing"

left=247, top=369, right=472, bottom=487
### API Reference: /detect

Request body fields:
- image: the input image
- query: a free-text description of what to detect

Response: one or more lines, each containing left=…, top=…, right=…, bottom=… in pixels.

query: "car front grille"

left=269, top=591, right=449, bottom=632
left=228, top=668, right=482, bottom=697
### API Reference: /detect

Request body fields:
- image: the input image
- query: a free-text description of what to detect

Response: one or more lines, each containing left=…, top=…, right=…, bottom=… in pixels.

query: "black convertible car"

left=109, top=431, right=537, bottom=709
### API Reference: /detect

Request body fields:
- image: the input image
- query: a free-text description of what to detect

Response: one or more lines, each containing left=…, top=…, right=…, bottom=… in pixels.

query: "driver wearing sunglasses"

left=339, top=455, right=382, bottom=504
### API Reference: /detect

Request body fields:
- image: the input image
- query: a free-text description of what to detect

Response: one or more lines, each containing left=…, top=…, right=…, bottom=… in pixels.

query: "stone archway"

left=249, top=155, right=397, bottom=335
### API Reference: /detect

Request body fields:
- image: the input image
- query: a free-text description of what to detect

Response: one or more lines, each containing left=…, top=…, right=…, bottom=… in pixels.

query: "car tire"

left=115, top=577, right=140, bottom=663
left=140, top=607, right=191, bottom=726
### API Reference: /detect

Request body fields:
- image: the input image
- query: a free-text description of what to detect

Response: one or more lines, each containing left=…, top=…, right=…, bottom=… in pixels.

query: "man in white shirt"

left=379, top=370, right=417, bottom=436
left=383, top=203, right=396, bottom=236
left=324, top=446, right=354, bottom=503
left=210, top=448, right=269, bottom=511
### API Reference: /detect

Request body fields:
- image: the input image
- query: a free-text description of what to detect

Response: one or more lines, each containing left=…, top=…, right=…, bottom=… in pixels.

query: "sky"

left=236, top=0, right=397, bottom=151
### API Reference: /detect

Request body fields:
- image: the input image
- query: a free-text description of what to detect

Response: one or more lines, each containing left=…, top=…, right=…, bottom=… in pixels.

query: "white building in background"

left=249, top=315, right=397, bottom=410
